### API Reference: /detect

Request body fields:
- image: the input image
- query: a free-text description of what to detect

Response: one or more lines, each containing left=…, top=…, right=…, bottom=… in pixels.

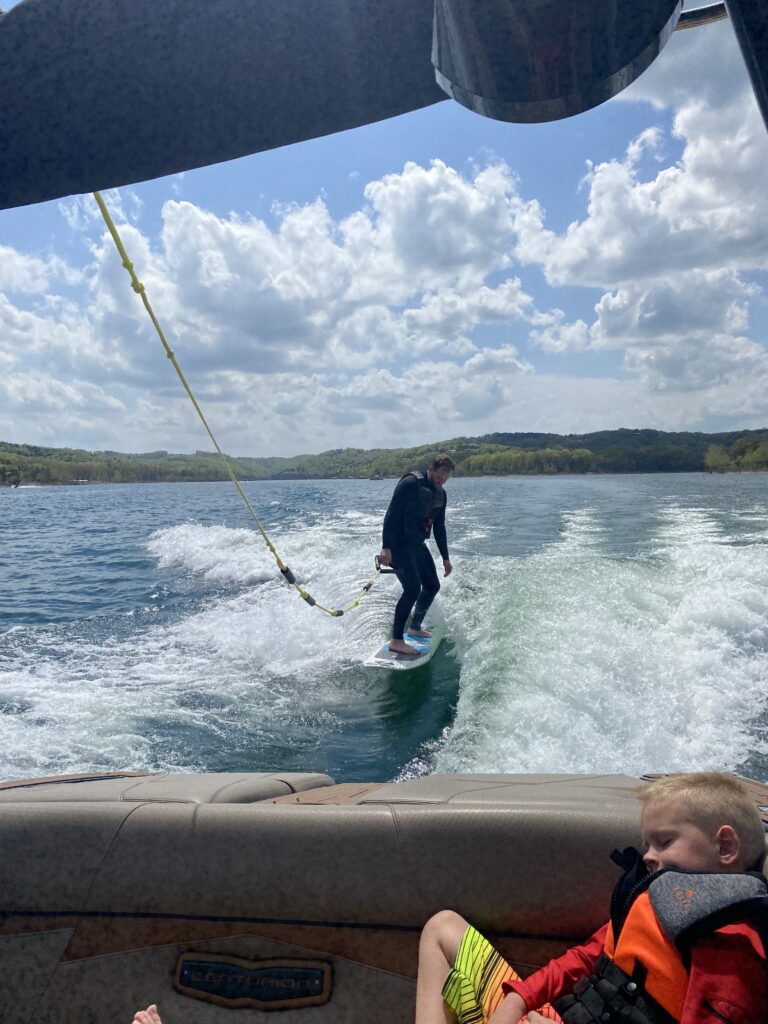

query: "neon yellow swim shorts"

left=442, top=925, right=562, bottom=1024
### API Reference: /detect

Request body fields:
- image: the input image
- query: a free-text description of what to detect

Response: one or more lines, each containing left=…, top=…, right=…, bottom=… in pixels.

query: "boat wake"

left=429, top=502, right=768, bottom=778
left=2, top=483, right=767, bottom=783
left=0, top=509, right=401, bottom=780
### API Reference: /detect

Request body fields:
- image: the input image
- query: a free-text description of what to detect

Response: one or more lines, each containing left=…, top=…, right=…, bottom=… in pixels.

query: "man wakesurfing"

left=378, top=454, right=454, bottom=655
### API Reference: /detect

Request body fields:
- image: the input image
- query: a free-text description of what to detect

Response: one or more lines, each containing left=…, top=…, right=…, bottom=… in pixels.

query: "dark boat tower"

left=1, top=1, right=766, bottom=211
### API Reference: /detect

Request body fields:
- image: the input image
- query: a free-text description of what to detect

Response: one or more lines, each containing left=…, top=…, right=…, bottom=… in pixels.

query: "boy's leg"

left=416, top=911, right=470, bottom=1024
left=431, top=920, right=564, bottom=1024
left=443, top=924, right=518, bottom=1023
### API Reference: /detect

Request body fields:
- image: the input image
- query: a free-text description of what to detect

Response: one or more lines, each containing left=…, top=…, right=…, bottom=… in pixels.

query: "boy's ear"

left=715, top=824, right=741, bottom=867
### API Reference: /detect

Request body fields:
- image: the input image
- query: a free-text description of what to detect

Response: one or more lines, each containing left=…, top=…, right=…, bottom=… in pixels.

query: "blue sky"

left=1, top=9, right=767, bottom=457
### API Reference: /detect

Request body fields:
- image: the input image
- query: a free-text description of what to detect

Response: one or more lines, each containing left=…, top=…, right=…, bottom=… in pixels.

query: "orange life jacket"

left=554, top=850, right=768, bottom=1024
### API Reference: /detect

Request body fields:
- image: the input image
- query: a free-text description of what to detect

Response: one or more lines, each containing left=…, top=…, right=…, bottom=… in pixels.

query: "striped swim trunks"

left=441, top=925, right=562, bottom=1024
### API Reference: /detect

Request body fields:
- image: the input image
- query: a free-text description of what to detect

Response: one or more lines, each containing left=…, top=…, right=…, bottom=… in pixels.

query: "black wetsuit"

left=382, top=471, right=449, bottom=640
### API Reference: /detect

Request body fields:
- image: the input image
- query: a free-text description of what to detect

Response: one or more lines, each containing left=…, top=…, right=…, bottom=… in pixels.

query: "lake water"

left=1, top=474, right=767, bottom=785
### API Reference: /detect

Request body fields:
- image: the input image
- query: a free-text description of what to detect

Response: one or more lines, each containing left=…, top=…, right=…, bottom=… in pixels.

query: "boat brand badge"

left=174, top=953, right=332, bottom=1010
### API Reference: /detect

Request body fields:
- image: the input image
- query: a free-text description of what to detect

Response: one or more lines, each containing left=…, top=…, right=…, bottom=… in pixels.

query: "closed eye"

left=644, top=835, right=673, bottom=851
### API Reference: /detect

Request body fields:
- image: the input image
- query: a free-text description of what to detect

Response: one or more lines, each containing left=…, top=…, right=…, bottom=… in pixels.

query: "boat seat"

left=3, top=772, right=766, bottom=1023
left=268, top=772, right=644, bottom=810
left=1, top=777, right=644, bottom=936
left=360, top=771, right=643, bottom=805
left=0, top=771, right=334, bottom=804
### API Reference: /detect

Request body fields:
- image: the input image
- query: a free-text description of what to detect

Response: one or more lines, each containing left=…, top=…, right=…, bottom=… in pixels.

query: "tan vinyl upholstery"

left=0, top=772, right=649, bottom=1023
left=0, top=770, right=333, bottom=804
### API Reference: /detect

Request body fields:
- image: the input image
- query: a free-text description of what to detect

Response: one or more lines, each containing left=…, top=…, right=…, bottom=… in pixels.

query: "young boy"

left=415, top=772, right=768, bottom=1024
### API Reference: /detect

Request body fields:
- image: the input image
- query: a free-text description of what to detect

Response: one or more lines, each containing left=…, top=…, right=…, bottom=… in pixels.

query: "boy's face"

left=641, top=798, right=738, bottom=873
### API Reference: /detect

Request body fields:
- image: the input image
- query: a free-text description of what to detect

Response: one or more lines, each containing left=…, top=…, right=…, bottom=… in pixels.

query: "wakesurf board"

left=364, top=630, right=443, bottom=670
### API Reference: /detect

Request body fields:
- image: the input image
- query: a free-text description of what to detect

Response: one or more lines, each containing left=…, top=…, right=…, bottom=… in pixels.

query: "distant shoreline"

left=5, top=468, right=768, bottom=489
left=2, top=427, right=767, bottom=486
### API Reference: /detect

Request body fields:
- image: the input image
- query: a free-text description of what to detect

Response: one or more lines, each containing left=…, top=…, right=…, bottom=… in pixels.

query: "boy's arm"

left=501, top=924, right=608, bottom=1010
left=487, top=992, right=526, bottom=1024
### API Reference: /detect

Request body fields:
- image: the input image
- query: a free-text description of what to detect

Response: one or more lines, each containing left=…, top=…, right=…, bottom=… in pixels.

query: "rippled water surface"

left=1, top=474, right=767, bottom=783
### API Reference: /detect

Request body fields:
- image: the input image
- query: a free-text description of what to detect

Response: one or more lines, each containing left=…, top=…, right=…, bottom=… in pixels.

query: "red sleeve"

left=681, top=924, right=768, bottom=1024
left=501, top=924, right=609, bottom=1010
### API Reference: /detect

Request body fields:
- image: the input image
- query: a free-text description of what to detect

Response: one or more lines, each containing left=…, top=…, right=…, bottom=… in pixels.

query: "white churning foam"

left=433, top=504, right=768, bottom=777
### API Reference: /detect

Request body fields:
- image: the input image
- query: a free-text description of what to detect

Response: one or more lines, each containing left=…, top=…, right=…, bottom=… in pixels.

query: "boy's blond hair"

left=638, top=772, right=767, bottom=871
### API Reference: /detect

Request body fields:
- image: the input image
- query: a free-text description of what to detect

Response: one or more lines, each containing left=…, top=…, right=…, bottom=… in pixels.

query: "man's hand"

left=378, top=548, right=392, bottom=567
left=443, top=559, right=453, bottom=577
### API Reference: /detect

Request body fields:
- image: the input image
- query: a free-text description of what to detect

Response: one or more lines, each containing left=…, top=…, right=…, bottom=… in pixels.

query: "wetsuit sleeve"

left=433, top=492, right=449, bottom=561
left=382, top=476, right=418, bottom=549
left=501, top=924, right=608, bottom=1008
left=681, top=924, right=768, bottom=1024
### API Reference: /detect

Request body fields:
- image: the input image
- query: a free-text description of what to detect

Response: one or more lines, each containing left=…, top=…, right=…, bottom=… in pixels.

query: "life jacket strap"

left=554, top=956, right=677, bottom=1024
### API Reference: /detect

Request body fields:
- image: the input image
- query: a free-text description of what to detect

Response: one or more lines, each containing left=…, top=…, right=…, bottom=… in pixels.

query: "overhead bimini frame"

left=677, top=3, right=728, bottom=30
left=1, top=0, right=766, bottom=210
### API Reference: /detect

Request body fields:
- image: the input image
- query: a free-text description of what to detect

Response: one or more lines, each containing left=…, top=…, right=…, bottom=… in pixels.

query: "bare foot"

left=406, top=626, right=431, bottom=637
left=388, top=639, right=420, bottom=655
left=133, top=1006, right=163, bottom=1024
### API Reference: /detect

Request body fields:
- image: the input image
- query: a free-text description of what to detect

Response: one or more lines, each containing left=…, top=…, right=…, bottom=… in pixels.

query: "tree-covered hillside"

left=1, top=428, right=767, bottom=486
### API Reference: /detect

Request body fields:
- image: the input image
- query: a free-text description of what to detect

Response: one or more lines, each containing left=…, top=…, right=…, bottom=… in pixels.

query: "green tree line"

left=2, top=428, right=768, bottom=486
left=704, top=434, right=768, bottom=473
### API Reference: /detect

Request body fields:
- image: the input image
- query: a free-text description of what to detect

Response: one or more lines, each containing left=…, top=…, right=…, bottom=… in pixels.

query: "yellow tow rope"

left=93, top=191, right=382, bottom=617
